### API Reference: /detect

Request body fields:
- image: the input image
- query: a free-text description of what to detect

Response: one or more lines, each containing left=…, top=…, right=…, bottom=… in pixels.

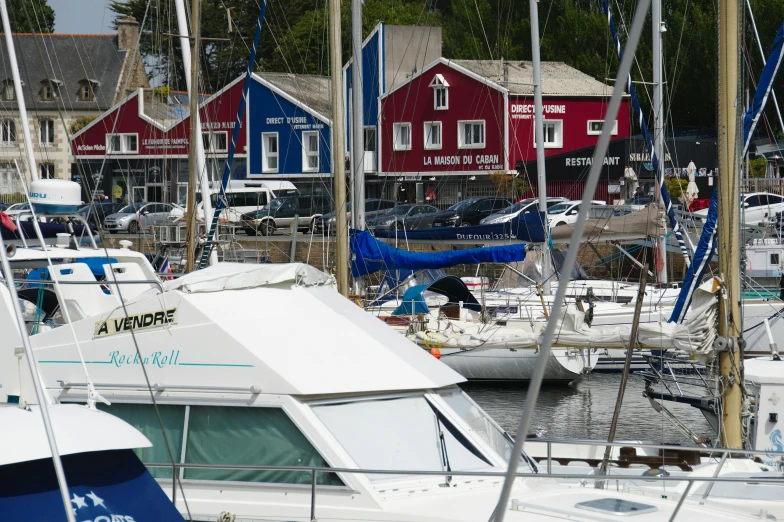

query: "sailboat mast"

left=717, top=0, right=743, bottom=448
left=653, top=0, right=667, bottom=284
left=0, top=2, right=74, bottom=519
left=185, top=0, right=202, bottom=273
left=529, top=0, right=551, bottom=294
left=329, top=0, right=349, bottom=295
left=175, top=0, right=215, bottom=266
left=350, top=0, right=365, bottom=231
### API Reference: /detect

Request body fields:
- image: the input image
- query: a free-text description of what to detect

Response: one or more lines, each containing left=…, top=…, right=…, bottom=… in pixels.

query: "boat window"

left=97, top=403, right=185, bottom=479
left=313, top=396, right=493, bottom=482
left=183, top=406, right=342, bottom=485
left=434, top=389, right=524, bottom=466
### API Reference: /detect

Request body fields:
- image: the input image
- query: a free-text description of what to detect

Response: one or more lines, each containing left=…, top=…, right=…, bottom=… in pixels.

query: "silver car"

left=104, top=202, right=182, bottom=234
left=480, top=197, right=567, bottom=225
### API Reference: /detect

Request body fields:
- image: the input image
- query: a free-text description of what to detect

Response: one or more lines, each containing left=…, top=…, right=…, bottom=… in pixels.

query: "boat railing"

left=18, top=277, right=165, bottom=294
left=147, top=441, right=784, bottom=521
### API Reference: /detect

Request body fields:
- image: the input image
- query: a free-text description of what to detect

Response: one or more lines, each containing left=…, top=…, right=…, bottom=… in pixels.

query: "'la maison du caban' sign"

left=95, top=308, right=177, bottom=338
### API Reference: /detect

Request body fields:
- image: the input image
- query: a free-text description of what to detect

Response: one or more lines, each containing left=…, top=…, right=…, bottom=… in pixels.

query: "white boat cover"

left=409, top=279, right=719, bottom=360
left=163, top=262, right=334, bottom=293
left=0, top=403, right=150, bottom=466
left=550, top=204, right=665, bottom=243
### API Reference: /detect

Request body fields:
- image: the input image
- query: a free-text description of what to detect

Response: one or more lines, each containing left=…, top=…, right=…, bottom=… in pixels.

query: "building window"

left=79, top=82, right=94, bottom=102
left=202, top=131, right=228, bottom=153
left=458, top=120, right=485, bottom=148
left=1, top=119, right=15, bottom=145
left=364, top=127, right=376, bottom=153
left=41, top=81, right=56, bottom=101
left=428, top=74, right=449, bottom=110
left=534, top=120, right=563, bottom=148
left=262, top=132, right=278, bottom=173
left=39, top=119, right=54, bottom=146
left=587, top=120, right=618, bottom=136
left=302, top=131, right=319, bottom=172
left=3, top=81, right=14, bottom=101
left=424, top=121, right=442, bottom=150
left=393, top=122, right=411, bottom=151
left=40, top=163, right=55, bottom=179
left=106, top=133, right=138, bottom=154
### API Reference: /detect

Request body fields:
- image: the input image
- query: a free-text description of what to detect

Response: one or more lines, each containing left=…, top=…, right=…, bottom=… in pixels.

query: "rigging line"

left=23, top=2, right=193, bottom=514
left=490, top=1, right=649, bottom=518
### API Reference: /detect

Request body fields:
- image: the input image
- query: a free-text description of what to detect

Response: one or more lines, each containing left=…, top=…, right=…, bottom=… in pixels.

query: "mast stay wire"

left=18, top=1, right=194, bottom=515
left=490, top=1, right=650, bottom=518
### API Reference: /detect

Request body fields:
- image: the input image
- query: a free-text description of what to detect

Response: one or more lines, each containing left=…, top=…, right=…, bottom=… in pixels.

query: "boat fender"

left=429, top=347, right=441, bottom=359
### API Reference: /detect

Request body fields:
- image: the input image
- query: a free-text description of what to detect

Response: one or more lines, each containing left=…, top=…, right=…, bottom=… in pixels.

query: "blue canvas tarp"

left=0, top=449, right=184, bottom=521
left=351, top=230, right=527, bottom=277
left=371, top=211, right=547, bottom=243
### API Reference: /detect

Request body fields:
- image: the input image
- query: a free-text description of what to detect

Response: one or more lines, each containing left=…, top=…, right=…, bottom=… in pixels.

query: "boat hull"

left=437, top=346, right=595, bottom=382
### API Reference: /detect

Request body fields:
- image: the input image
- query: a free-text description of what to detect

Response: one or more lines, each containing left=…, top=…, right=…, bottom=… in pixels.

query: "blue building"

left=343, top=24, right=443, bottom=196
left=247, top=72, right=332, bottom=184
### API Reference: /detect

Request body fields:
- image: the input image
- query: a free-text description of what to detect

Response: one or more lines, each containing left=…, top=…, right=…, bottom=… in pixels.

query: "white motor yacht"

left=0, top=241, right=780, bottom=520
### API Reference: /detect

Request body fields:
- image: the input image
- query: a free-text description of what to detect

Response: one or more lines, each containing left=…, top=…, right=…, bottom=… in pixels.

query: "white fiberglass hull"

left=437, top=346, right=595, bottom=382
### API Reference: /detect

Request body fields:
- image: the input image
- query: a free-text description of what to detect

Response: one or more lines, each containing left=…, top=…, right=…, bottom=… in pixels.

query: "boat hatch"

left=574, top=498, right=658, bottom=516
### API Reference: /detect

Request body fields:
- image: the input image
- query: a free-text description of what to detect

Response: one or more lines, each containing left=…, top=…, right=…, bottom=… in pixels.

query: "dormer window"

left=78, top=79, right=99, bottom=102
left=2, top=80, right=14, bottom=101
left=429, top=74, right=449, bottom=110
left=40, top=79, right=61, bottom=101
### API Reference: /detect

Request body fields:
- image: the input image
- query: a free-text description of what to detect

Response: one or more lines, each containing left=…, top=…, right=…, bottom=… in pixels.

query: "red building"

left=379, top=59, right=630, bottom=205
left=71, top=78, right=246, bottom=203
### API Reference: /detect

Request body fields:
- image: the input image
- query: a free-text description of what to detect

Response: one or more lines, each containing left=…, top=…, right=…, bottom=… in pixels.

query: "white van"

left=178, top=181, right=300, bottom=223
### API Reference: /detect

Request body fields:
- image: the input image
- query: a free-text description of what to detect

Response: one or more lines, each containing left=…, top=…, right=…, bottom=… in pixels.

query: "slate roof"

left=257, top=72, right=331, bottom=119
left=0, top=34, right=127, bottom=110
left=452, top=60, right=617, bottom=97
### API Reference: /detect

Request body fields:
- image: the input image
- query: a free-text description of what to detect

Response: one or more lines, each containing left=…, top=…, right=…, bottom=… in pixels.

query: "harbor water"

left=463, top=373, right=714, bottom=446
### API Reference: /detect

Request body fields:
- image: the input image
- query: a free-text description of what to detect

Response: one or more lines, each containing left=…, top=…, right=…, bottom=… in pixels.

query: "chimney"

left=116, top=16, right=140, bottom=51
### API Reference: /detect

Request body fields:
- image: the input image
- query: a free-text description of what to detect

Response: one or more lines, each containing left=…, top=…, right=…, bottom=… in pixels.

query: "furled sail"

left=350, top=229, right=527, bottom=277
left=670, top=19, right=783, bottom=323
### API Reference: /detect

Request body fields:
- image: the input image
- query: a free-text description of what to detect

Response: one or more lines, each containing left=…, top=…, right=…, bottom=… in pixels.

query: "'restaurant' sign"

left=95, top=308, right=178, bottom=338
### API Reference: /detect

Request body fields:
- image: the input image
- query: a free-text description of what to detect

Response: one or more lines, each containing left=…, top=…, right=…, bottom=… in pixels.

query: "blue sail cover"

left=601, top=0, right=691, bottom=267
left=351, top=229, right=527, bottom=277
left=669, top=190, right=718, bottom=323
left=670, top=19, right=784, bottom=323
left=1, top=220, right=93, bottom=242
left=0, top=448, right=184, bottom=521
left=743, top=20, right=784, bottom=155
left=371, top=211, right=547, bottom=242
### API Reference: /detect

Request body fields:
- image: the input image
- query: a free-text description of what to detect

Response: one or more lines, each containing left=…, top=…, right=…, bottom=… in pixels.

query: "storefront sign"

left=565, top=156, right=620, bottom=167
left=511, top=103, right=567, bottom=119
left=142, top=138, right=189, bottom=151
left=424, top=154, right=502, bottom=170
left=112, top=185, right=123, bottom=198
left=265, top=116, right=325, bottom=130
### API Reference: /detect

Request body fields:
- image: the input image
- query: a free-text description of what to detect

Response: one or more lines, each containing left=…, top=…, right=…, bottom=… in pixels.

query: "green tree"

left=8, top=0, right=55, bottom=33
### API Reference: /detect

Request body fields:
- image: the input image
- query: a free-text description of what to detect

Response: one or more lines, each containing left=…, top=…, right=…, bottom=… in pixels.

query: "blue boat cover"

left=394, top=285, right=431, bottom=315
left=351, top=230, right=527, bottom=277
left=392, top=276, right=482, bottom=316
left=743, top=20, right=784, bottom=155
left=671, top=19, right=783, bottom=322
left=669, top=190, right=719, bottom=323
left=0, top=448, right=184, bottom=521
left=371, top=211, right=547, bottom=243
left=1, top=220, right=93, bottom=241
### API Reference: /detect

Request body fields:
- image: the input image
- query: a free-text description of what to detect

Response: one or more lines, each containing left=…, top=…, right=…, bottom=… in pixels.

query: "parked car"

left=480, top=197, right=567, bottom=225
left=694, top=192, right=784, bottom=226
left=76, top=201, right=125, bottom=227
left=313, top=199, right=397, bottom=235
left=241, top=194, right=331, bottom=236
left=176, top=182, right=300, bottom=222
left=104, top=202, right=182, bottom=233
left=547, top=200, right=607, bottom=227
left=366, top=203, right=439, bottom=231
left=432, top=197, right=513, bottom=227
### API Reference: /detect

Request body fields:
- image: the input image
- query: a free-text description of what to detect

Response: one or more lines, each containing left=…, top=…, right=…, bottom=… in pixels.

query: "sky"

left=50, top=0, right=116, bottom=34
